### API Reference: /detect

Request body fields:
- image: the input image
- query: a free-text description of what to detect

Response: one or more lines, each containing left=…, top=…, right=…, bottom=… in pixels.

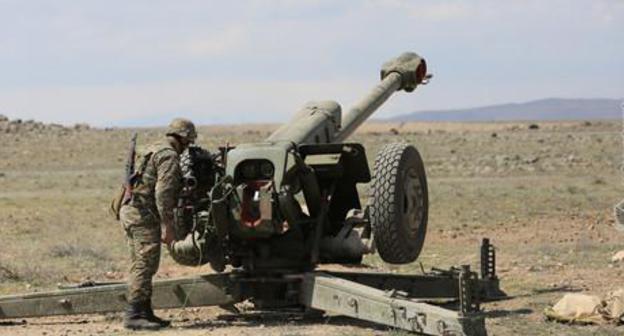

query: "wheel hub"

left=403, top=167, right=424, bottom=239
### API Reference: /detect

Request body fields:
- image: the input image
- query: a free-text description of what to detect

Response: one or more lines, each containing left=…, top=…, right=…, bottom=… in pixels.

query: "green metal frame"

left=0, top=239, right=505, bottom=336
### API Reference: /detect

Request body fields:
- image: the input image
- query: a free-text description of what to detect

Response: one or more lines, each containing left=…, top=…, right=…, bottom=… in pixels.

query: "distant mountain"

left=388, top=98, right=622, bottom=122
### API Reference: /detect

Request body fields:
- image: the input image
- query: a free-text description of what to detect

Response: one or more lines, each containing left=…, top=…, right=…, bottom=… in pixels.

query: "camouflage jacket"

left=130, top=140, right=182, bottom=224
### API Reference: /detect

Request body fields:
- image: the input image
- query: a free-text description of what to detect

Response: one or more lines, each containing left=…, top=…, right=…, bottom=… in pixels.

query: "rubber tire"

left=370, top=143, right=428, bottom=264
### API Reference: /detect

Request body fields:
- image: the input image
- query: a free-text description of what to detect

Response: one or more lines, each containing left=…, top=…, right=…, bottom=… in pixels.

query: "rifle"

left=122, top=132, right=138, bottom=205
left=110, top=133, right=137, bottom=220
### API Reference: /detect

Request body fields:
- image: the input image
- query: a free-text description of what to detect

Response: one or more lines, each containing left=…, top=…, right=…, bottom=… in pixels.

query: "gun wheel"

left=370, top=143, right=428, bottom=264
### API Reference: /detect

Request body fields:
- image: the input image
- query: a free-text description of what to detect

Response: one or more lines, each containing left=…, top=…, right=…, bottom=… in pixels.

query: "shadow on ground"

left=484, top=308, right=533, bottom=319
left=177, top=311, right=387, bottom=332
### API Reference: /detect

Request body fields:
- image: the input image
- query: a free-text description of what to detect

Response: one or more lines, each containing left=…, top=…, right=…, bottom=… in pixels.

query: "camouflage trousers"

left=120, top=205, right=161, bottom=304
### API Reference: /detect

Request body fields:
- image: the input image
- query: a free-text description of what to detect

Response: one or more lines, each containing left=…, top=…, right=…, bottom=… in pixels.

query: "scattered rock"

left=592, top=177, right=605, bottom=185
left=0, top=116, right=93, bottom=135
left=612, top=250, right=624, bottom=263
left=495, top=155, right=510, bottom=166
left=104, top=271, right=122, bottom=280
left=525, top=156, right=540, bottom=164
left=481, top=166, right=493, bottom=174
left=73, top=123, right=90, bottom=131
left=0, top=264, right=20, bottom=281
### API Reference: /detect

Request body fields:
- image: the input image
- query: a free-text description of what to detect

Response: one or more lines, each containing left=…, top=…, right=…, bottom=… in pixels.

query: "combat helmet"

left=167, top=118, right=197, bottom=142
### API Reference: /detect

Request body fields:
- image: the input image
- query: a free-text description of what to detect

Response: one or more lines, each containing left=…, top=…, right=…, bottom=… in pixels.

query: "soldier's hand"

left=161, top=223, right=175, bottom=246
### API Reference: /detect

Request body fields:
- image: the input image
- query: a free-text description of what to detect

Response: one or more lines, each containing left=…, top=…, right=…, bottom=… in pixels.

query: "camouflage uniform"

left=120, top=141, right=182, bottom=304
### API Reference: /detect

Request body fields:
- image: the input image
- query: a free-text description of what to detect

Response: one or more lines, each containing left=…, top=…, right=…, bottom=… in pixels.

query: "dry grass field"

left=0, top=118, right=622, bottom=335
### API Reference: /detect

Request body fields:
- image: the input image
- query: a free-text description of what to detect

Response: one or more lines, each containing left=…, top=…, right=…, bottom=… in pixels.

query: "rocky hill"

left=389, top=98, right=622, bottom=122
left=0, top=115, right=92, bottom=134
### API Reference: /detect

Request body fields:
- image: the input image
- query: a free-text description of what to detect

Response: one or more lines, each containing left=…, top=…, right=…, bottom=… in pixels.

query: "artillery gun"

left=0, top=52, right=505, bottom=336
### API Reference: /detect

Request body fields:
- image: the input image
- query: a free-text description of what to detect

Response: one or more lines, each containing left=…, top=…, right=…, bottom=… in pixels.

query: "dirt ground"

left=0, top=118, right=622, bottom=335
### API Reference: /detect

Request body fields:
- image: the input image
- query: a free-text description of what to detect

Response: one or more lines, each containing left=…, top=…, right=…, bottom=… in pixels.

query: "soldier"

left=119, top=118, right=197, bottom=330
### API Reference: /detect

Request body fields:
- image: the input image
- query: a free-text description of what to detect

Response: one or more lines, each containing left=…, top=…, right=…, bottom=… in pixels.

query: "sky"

left=0, top=0, right=622, bottom=126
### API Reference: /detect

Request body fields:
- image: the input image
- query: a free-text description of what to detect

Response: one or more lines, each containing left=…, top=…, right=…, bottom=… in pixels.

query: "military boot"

left=123, top=301, right=162, bottom=330
left=145, top=300, right=171, bottom=327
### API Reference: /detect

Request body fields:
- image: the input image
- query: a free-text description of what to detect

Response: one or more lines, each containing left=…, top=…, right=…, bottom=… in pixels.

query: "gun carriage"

left=0, top=52, right=505, bottom=336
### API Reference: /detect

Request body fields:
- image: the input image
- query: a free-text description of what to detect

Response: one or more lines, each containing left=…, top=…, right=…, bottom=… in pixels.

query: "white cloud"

left=0, top=0, right=622, bottom=125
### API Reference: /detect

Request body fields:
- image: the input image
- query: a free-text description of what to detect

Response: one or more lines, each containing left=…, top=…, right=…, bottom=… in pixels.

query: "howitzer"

left=170, top=52, right=431, bottom=269
left=0, top=52, right=506, bottom=336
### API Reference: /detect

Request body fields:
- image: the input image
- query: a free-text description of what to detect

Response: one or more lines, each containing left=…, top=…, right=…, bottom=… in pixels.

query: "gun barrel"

left=335, top=72, right=402, bottom=142
left=266, top=52, right=427, bottom=146
left=335, top=52, right=427, bottom=142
